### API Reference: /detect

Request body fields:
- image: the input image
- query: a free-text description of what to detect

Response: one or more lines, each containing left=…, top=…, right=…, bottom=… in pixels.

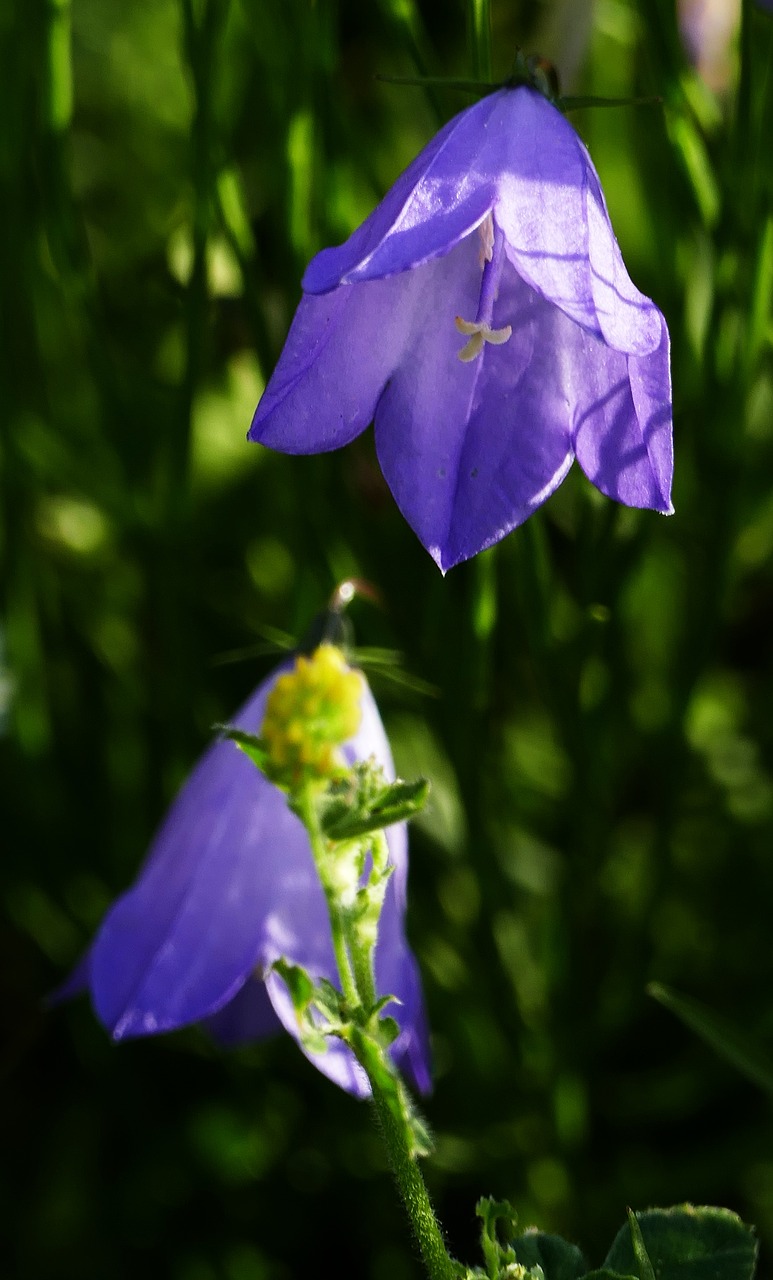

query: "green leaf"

left=476, top=1198, right=519, bottom=1276
left=559, top=95, right=663, bottom=112
left=511, top=1230, right=587, bottom=1280
left=374, top=1014, right=400, bottom=1048
left=271, top=958, right=315, bottom=1015
left=322, top=777, right=430, bottom=839
left=648, top=982, right=773, bottom=1094
left=219, top=725, right=271, bottom=773
left=626, top=1209, right=656, bottom=1280
left=603, top=1207, right=757, bottom=1280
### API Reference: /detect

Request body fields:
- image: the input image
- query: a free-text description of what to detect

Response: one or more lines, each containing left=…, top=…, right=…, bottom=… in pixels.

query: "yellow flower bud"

left=261, top=645, right=364, bottom=787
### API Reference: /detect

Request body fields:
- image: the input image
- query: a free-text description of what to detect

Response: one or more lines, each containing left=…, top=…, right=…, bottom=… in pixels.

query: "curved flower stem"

left=353, top=1031, right=456, bottom=1280
left=295, top=791, right=454, bottom=1279
left=469, top=0, right=492, bottom=84
left=296, top=783, right=360, bottom=1010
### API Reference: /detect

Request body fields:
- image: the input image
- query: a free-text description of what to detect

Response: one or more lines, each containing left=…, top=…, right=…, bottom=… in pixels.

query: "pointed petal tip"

left=428, top=544, right=451, bottom=576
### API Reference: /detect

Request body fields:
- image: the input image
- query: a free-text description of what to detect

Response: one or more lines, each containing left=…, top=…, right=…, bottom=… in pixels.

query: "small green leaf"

left=219, top=726, right=271, bottom=773
left=476, top=1198, right=519, bottom=1276
left=374, top=1015, right=400, bottom=1047
left=511, top=1230, right=587, bottom=1280
left=648, top=982, right=773, bottom=1094
left=272, top=958, right=314, bottom=1014
left=322, top=777, right=430, bottom=839
left=626, top=1209, right=656, bottom=1280
left=603, top=1207, right=757, bottom=1280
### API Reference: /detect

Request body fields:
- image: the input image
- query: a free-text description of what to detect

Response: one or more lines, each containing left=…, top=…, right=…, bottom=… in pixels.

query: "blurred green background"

left=3, top=0, right=773, bottom=1276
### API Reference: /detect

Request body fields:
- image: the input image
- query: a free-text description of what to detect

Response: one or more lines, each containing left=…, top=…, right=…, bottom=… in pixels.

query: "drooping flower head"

left=58, top=643, right=430, bottom=1099
left=250, top=83, right=673, bottom=572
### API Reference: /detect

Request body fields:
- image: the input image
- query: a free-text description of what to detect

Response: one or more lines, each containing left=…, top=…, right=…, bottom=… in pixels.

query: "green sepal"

left=558, top=95, right=662, bottom=113
left=603, top=1207, right=757, bottom=1280
left=321, top=776, right=430, bottom=840
left=373, top=1013, right=400, bottom=1048
left=510, top=1230, right=587, bottom=1280
left=219, top=726, right=271, bottom=774
left=272, top=957, right=315, bottom=1014
left=271, top=958, right=329, bottom=1055
left=313, top=976, right=348, bottom=1023
left=375, top=72, right=495, bottom=94
left=270, top=962, right=356, bottom=1056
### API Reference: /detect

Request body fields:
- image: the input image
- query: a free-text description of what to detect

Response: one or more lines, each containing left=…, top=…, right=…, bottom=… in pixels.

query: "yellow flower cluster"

left=261, top=644, right=364, bottom=785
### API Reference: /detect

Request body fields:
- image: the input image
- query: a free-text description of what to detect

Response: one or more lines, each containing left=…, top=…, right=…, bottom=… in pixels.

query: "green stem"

left=354, top=1035, right=456, bottom=1280
left=297, top=784, right=360, bottom=1009
left=735, top=0, right=753, bottom=179
left=349, top=918, right=377, bottom=1010
left=469, top=0, right=492, bottom=83
left=45, top=0, right=73, bottom=134
left=348, top=830, right=389, bottom=1009
left=295, top=785, right=454, bottom=1278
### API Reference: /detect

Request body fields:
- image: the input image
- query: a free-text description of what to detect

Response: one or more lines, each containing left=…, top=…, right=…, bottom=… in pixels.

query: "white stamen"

left=454, top=315, right=513, bottom=362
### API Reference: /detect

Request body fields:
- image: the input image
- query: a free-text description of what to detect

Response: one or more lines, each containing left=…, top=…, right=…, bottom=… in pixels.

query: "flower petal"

left=375, top=247, right=574, bottom=571
left=372, top=822, right=432, bottom=1095
left=204, top=975, right=282, bottom=1047
left=583, top=164, right=663, bottom=355
left=89, top=672, right=326, bottom=1040
left=249, top=273, right=417, bottom=454
left=571, top=311, right=674, bottom=511
left=490, top=88, right=661, bottom=356
left=302, top=94, right=501, bottom=293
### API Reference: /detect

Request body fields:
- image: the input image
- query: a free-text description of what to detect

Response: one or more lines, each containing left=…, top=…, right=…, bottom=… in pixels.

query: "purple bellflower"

left=58, top=661, right=431, bottom=1100
left=249, top=85, right=673, bottom=573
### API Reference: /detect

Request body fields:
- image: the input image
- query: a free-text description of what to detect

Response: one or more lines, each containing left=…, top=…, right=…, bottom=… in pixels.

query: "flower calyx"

left=506, top=49, right=561, bottom=103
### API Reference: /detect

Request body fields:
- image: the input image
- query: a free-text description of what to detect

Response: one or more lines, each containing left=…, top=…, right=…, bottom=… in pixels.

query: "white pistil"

left=456, top=214, right=511, bottom=362
left=455, top=316, right=513, bottom=363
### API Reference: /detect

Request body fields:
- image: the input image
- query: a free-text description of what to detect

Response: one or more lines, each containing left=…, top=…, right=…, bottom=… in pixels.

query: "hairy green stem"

left=354, top=1034, right=456, bottom=1280
left=297, top=784, right=360, bottom=1010
left=348, top=830, right=389, bottom=1010
left=297, top=790, right=454, bottom=1279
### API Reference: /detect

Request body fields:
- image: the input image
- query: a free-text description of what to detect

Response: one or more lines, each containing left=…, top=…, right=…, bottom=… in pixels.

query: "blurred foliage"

left=2, top=0, right=773, bottom=1277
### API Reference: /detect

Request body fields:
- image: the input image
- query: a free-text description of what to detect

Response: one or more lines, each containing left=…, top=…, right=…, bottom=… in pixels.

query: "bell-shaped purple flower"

left=249, top=85, right=673, bottom=572
left=58, top=662, right=431, bottom=1100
